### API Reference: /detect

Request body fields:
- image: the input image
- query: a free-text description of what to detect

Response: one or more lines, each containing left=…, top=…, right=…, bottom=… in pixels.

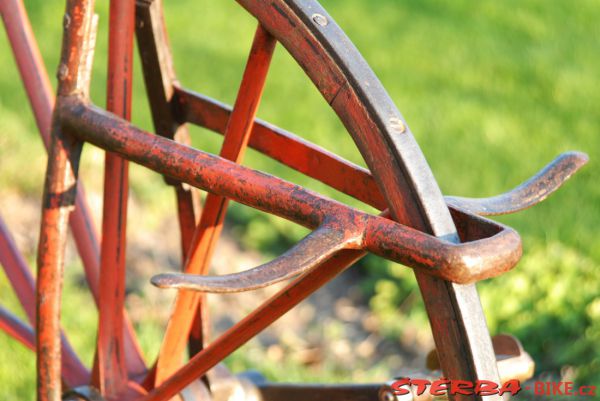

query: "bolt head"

left=312, top=13, right=328, bottom=27
left=389, top=117, right=407, bottom=134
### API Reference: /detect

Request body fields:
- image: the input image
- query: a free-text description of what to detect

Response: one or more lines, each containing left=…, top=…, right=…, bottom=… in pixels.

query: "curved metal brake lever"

left=151, top=209, right=522, bottom=292
left=151, top=224, right=360, bottom=293
left=150, top=152, right=587, bottom=294
left=445, top=151, right=588, bottom=216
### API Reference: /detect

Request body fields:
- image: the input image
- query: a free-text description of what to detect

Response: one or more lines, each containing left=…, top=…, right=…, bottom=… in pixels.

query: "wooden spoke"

left=144, top=249, right=365, bottom=401
left=2, top=0, right=146, bottom=378
left=94, top=0, right=142, bottom=396
left=34, top=0, right=97, bottom=396
left=135, top=0, right=202, bottom=266
left=154, top=23, right=277, bottom=386
left=0, top=305, right=35, bottom=351
left=1, top=215, right=89, bottom=387
left=176, top=87, right=386, bottom=209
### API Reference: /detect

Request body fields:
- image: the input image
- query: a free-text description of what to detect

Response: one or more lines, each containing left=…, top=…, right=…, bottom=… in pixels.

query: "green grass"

left=1, top=0, right=599, bottom=398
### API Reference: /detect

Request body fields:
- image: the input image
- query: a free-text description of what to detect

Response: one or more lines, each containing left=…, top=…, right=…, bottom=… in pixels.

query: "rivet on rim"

left=389, top=117, right=406, bottom=134
left=312, top=13, right=328, bottom=27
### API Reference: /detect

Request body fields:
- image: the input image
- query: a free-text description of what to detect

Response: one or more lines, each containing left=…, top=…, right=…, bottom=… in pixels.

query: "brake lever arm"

left=445, top=151, right=588, bottom=216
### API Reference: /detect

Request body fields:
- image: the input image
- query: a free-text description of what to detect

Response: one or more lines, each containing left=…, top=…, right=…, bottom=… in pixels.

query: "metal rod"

left=61, top=100, right=521, bottom=284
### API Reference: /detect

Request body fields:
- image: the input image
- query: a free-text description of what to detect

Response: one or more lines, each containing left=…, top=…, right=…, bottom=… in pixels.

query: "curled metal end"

left=151, top=225, right=355, bottom=293
left=445, top=151, right=588, bottom=216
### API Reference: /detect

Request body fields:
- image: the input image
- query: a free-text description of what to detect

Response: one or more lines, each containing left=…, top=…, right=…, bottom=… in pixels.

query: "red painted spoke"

left=94, top=0, right=139, bottom=396
left=37, top=129, right=85, bottom=401
left=0, top=305, right=35, bottom=351
left=0, top=305, right=91, bottom=388
left=0, top=215, right=37, bottom=322
left=134, top=0, right=202, bottom=272
left=1, top=0, right=53, bottom=147
left=175, top=88, right=387, bottom=209
left=154, top=24, right=276, bottom=385
left=176, top=187, right=203, bottom=358
left=3, top=0, right=99, bottom=293
left=1, top=216, right=89, bottom=387
left=143, top=249, right=364, bottom=401
left=3, top=0, right=146, bottom=379
left=35, top=1, right=97, bottom=396
left=175, top=187, right=201, bottom=263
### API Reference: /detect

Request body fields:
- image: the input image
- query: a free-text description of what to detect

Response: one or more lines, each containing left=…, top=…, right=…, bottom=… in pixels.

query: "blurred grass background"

left=1, top=0, right=598, bottom=399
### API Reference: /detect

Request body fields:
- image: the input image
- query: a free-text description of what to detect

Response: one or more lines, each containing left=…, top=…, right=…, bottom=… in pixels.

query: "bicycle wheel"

left=6, top=0, right=585, bottom=400
left=135, top=2, right=503, bottom=399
